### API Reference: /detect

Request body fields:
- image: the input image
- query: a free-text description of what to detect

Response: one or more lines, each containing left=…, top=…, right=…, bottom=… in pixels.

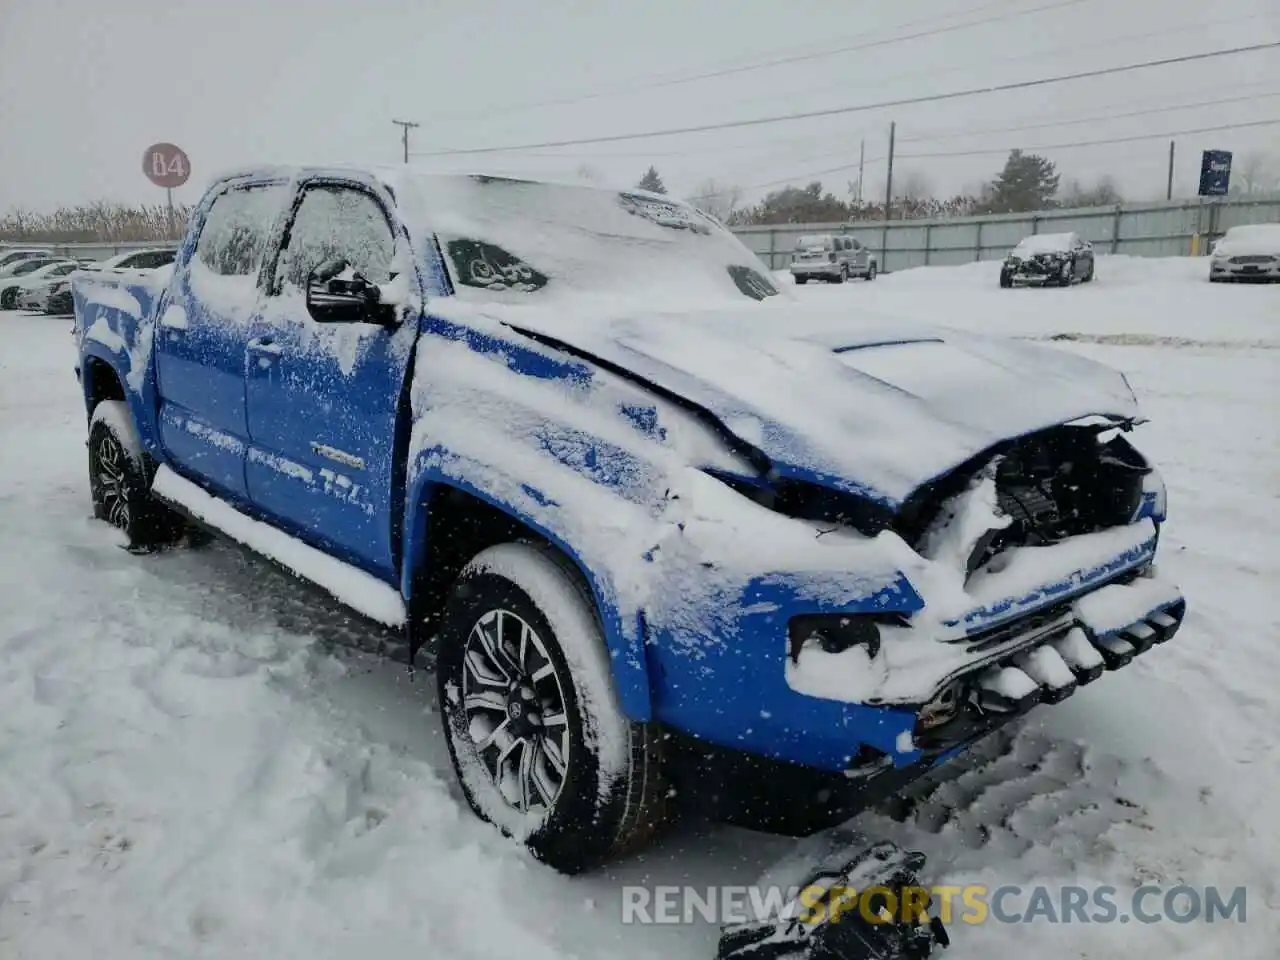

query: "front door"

left=154, top=182, right=289, bottom=499
left=244, top=181, right=417, bottom=577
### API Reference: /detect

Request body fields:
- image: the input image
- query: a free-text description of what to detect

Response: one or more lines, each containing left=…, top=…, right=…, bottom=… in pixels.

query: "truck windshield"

left=403, top=175, right=780, bottom=305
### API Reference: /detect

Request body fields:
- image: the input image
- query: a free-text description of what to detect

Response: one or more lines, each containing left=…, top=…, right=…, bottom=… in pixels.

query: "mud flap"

left=716, top=829, right=948, bottom=960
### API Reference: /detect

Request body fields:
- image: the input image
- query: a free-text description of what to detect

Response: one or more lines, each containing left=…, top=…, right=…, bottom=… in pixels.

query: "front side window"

left=274, top=186, right=395, bottom=293
left=51, top=263, right=78, bottom=276
left=11, top=259, right=55, bottom=276
left=194, top=183, right=288, bottom=277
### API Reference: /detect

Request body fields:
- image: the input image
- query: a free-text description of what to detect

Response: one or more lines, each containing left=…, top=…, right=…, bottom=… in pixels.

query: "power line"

left=725, top=90, right=1278, bottom=178
left=726, top=8, right=1268, bottom=121
left=411, top=42, right=1280, bottom=158
left=425, top=0, right=1054, bottom=126
left=501, top=75, right=1276, bottom=166
left=898, top=90, right=1280, bottom=143
left=898, top=117, right=1280, bottom=159
left=581, top=0, right=1092, bottom=93
left=728, top=117, right=1280, bottom=194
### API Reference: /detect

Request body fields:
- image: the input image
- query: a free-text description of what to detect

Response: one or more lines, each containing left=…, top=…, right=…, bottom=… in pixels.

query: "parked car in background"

left=1000, top=232, right=1094, bottom=287
left=1, top=260, right=84, bottom=310
left=15, top=260, right=90, bottom=312
left=0, top=248, right=54, bottom=271
left=81, top=248, right=176, bottom=273
left=0, top=255, right=63, bottom=281
left=1208, top=224, right=1280, bottom=282
left=790, top=234, right=877, bottom=283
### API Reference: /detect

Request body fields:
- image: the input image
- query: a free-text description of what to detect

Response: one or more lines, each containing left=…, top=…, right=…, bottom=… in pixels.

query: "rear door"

left=154, top=181, right=289, bottom=500
left=850, top=238, right=868, bottom=273
left=243, top=180, right=417, bottom=576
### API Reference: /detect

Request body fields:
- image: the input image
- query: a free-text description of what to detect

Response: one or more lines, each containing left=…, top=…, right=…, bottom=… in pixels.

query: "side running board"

left=151, top=465, right=407, bottom=628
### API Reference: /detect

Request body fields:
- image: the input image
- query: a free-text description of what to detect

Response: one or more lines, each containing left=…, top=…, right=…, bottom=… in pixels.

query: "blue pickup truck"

left=72, top=167, right=1185, bottom=875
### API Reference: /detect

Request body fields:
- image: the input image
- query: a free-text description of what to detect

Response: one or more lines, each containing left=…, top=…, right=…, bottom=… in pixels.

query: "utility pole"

left=883, top=122, right=896, bottom=220
left=882, top=121, right=896, bottom=273
left=856, top=139, right=865, bottom=205
left=1166, top=140, right=1176, bottom=200
left=392, top=119, right=420, bottom=164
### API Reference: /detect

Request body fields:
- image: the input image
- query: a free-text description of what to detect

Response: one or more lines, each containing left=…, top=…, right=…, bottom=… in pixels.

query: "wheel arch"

left=81, top=350, right=127, bottom=416
left=401, top=469, right=654, bottom=722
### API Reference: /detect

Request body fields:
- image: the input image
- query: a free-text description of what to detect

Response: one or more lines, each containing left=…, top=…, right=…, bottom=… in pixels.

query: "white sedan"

left=1209, top=224, right=1280, bottom=282
left=1, top=261, right=84, bottom=310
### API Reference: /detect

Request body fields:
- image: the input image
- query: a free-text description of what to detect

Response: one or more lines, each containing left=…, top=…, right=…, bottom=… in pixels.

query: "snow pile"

left=777, top=254, right=1280, bottom=347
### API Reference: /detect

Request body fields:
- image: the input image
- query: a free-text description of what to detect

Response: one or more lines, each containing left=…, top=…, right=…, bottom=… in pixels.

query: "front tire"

left=1058, top=258, right=1074, bottom=286
left=0, top=287, right=18, bottom=310
left=794, top=275, right=808, bottom=285
left=999, top=269, right=1013, bottom=289
left=437, top=542, right=669, bottom=874
left=865, top=262, right=877, bottom=280
left=88, top=401, right=184, bottom=549
left=1083, top=260, right=1095, bottom=283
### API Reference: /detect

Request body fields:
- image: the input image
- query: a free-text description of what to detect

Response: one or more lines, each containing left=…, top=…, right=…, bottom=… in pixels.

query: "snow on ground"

left=1, top=257, right=1277, bottom=958
left=777, top=254, right=1279, bottom=348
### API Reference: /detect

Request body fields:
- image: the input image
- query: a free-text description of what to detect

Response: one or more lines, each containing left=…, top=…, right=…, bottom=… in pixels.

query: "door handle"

left=247, top=337, right=282, bottom=356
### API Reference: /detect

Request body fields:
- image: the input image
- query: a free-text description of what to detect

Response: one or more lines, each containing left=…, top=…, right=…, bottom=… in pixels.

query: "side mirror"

left=305, top=259, right=397, bottom=327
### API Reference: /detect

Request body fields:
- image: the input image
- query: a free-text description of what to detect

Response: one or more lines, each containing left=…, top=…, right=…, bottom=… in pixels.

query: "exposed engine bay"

left=955, top=423, right=1151, bottom=574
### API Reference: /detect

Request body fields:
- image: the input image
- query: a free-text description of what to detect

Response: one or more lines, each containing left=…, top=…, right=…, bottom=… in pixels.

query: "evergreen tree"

left=636, top=166, right=667, bottom=194
left=984, top=150, right=1060, bottom=213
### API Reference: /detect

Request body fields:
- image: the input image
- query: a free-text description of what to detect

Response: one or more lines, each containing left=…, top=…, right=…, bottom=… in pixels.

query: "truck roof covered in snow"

left=211, top=167, right=782, bottom=310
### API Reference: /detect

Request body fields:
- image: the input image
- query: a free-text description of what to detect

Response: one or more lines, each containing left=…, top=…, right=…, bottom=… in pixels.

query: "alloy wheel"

left=95, top=433, right=132, bottom=529
left=461, top=608, right=571, bottom=814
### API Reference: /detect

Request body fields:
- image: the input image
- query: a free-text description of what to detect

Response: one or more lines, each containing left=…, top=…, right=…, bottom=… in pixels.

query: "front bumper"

left=45, top=290, right=74, bottom=315
left=667, top=570, right=1185, bottom=835
left=16, top=290, right=50, bottom=311
left=1210, top=257, right=1280, bottom=281
left=650, top=515, right=1180, bottom=776
left=1004, top=256, right=1069, bottom=284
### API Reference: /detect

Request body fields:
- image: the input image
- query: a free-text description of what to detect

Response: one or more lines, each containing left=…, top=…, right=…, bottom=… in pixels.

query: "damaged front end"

left=781, top=418, right=1182, bottom=771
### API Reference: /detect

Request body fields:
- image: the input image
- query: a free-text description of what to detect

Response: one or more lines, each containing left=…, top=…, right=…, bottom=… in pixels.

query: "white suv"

left=790, top=234, right=877, bottom=284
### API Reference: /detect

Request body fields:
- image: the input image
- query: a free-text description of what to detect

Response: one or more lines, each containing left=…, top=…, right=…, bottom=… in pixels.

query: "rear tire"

left=88, top=401, right=185, bottom=549
left=866, top=262, right=877, bottom=280
left=436, top=542, right=670, bottom=874
left=0, top=288, right=17, bottom=310
left=1083, top=261, right=1095, bottom=283
left=794, top=276, right=808, bottom=285
left=999, top=269, right=1013, bottom=289
left=838, top=264, right=848, bottom=283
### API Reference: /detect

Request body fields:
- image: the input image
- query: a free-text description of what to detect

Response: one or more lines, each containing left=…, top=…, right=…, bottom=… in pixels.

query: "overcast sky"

left=1, top=0, right=1277, bottom=213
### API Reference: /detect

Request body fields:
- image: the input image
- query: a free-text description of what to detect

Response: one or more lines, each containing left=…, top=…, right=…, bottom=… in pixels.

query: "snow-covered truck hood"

left=473, top=302, right=1140, bottom=508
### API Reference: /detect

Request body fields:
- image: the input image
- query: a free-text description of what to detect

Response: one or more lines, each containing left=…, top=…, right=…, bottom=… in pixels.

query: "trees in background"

left=0, top=202, right=193, bottom=242
left=1059, top=175, right=1123, bottom=208
left=686, top=178, right=744, bottom=223
left=1228, top=152, right=1280, bottom=197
